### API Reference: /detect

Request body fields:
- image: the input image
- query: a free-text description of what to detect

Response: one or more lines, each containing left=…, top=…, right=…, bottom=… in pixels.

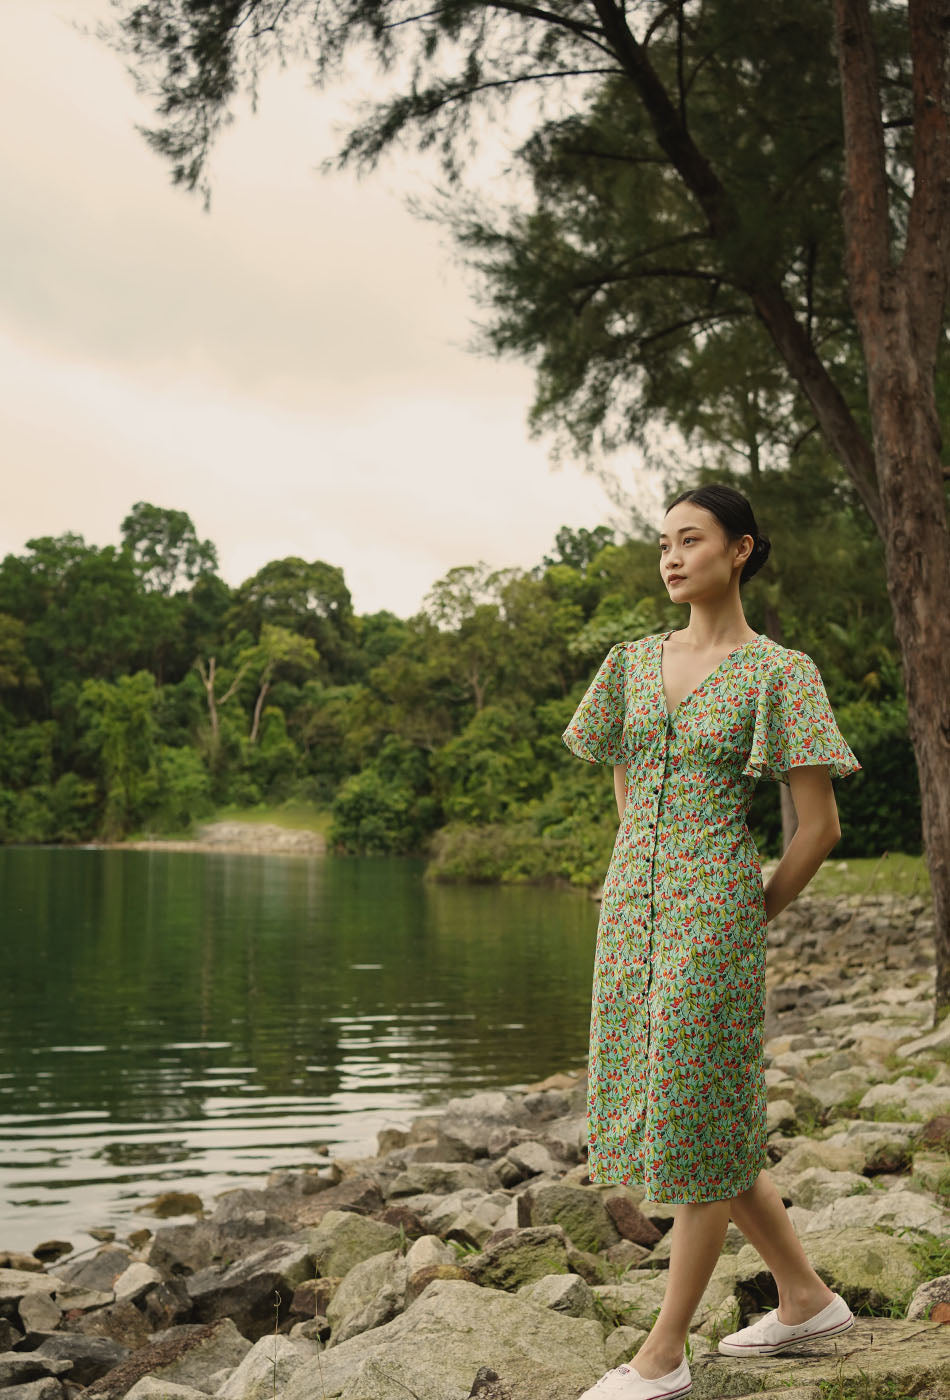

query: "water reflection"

left=0, top=846, right=596, bottom=1250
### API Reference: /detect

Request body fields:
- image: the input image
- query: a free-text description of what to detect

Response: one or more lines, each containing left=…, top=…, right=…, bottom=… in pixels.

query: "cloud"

left=1, top=0, right=636, bottom=616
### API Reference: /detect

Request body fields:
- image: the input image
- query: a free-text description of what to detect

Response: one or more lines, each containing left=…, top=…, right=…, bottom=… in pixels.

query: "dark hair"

left=664, top=483, right=771, bottom=586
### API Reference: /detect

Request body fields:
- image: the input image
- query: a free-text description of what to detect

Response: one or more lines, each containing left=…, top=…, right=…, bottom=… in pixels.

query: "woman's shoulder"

left=754, top=636, right=824, bottom=685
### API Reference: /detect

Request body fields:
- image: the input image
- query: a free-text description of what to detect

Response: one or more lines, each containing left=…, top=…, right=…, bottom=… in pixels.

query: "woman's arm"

left=762, top=766, right=841, bottom=923
left=613, top=763, right=627, bottom=821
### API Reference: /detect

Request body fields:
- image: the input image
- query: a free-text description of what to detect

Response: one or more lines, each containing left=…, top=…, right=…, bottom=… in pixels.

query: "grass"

left=207, top=800, right=333, bottom=835
left=817, top=1377, right=918, bottom=1400
left=803, top=852, right=930, bottom=901
left=123, top=800, right=334, bottom=844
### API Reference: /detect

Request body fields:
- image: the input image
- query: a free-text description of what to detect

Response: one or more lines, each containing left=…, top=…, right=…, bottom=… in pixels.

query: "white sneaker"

left=717, top=1291, right=855, bottom=1356
left=577, top=1354, right=691, bottom=1399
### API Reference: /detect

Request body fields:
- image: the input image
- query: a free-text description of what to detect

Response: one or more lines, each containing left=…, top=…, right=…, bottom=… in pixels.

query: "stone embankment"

left=2, top=890, right=949, bottom=1400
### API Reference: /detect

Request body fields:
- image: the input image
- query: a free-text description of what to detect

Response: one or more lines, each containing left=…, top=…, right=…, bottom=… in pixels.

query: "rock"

left=602, top=1191, right=663, bottom=1248
left=896, top=1015, right=950, bottom=1059
left=216, top=1334, right=314, bottom=1400
left=435, top=1092, right=532, bottom=1161
left=735, top=1228, right=919, bottom=1311
left=0, top=1321, right=23, bottom=1350
left=0, top=1251, right=47, bottom=1272
left=65, top=1297, right=153, bottom=1350
left=603, top=1325, right=649, bottom=1369
left=504, top=1142, right=557, bottom=1179
left=292, top=1174, right=387, bottom=1228
left=592, top=1273, right=668, bottom=1329
left=907, top=1274, right=950, bottom=1322
left=695, top=1316, right=950, bottom=1397
left=803, top=1190, right=948, bottom=1237
left=386, top=1162, right=491, bottom=1198
left=404, top=1234, right=455, bottom=1272
left=461, top=1225, right=570, bottom=1291
left=771, top=1140, right=865, bottom=1178
left=186, top=1237, right=314, bottom=1340
left=516, top=1273, right=598, bottom=1320
left=31, top=1242, right=73, bottom=1264
left=0, top=1356, right=73, bottom=1388
left=147, top=1221, right=221, bottom=1276
left=57, top=1247, right=130, bottom=1293
left=114, top=1262, right=162, bottom=1302
left=0, top=1382, right=66, bottom=1400
left=766, top=1099, right=798, bottom=1133
left=140, top=1277, right=193, bottom=1330
left=124, top=1382, right=209, bottom=1400
left=918, top=1115, right=950, bottom=1150
left=526, top=1184, right=623, bottom=1253
left=17, top=1290, right=62, bottom=1333
left=32, top=1334, right=131, bottom=1387
left=910, top=1151, right=949, bottom=1193
left=785, top=1168, right=869, bottom=1211
left=325, top=1248, right=409, bottom=1345
left=305, top=1210, right=403, bottom=1278
left=280, top=1277, right=605, bottom=1400
left=82, top=1318, right=251, bottom=1400
left=0, top=1269, right=64, bottom=1303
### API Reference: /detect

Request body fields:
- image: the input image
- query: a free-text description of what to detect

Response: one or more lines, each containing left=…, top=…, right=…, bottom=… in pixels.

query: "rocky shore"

left=104, top=822, right=326, bottom=856
left=2, top=887, right=949, bottom=1400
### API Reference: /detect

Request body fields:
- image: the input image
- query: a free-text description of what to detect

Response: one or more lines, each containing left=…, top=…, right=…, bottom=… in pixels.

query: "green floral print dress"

left=562, top=631, right=861, bottom=1203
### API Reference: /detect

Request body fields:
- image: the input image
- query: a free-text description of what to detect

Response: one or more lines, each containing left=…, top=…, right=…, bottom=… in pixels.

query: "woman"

left=563, top=484, right=862, bottom=1400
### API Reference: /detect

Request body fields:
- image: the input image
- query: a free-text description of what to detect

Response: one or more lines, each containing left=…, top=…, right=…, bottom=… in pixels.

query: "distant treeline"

left=0, top=498, right=917, bottom=883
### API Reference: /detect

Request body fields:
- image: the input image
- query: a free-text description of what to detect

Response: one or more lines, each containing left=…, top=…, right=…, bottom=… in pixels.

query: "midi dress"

left=562, top=630, right=862, bottom=1203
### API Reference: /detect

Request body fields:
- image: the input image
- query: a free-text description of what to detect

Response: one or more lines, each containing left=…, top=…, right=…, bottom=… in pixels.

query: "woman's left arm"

left=762, top=766, right=842, bottom=923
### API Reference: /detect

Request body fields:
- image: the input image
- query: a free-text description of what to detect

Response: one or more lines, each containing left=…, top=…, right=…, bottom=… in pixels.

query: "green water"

left=0, top=847, right=596, bottom=1253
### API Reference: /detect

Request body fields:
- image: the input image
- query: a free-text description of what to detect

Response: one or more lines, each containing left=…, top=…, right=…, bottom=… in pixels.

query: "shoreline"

left=2, top=890, right=948, bottom=1397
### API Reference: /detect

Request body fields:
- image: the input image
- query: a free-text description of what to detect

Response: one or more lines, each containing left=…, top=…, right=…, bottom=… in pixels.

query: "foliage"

left=0, top=494, right=912, bottom=872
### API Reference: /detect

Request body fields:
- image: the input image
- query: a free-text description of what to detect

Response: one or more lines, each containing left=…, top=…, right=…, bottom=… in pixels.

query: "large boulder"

left=734, top=1228, right=919, bottom=1312
left=216, top=1334, right=319, bottom=1400
left=68, top=1320, right=251, bottom=1400
left=325, top=1248, right=410, bottom=1345
left=526, top=1184, right=623, bottom=1253
left=305, top=1210, right=403, bottom=1278
left=461, top=1226, right=570, bottom=1291
left=803, top=1189, right=948, bottom=1237
left=280, top=1277, right=605, bottom=1400
left=185, top=1238, right=314, bottom=1339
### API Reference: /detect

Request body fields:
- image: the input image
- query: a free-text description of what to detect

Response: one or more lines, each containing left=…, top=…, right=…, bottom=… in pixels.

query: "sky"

left=2, top=0, right=662, bottom=618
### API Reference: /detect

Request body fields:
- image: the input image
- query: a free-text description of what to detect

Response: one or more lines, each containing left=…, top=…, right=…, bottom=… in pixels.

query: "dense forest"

left=0, top=489, right=917, bottom=884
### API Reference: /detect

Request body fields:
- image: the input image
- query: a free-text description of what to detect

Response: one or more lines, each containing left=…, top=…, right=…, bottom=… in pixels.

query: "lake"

left=0, top=847, right=597, bottom=1253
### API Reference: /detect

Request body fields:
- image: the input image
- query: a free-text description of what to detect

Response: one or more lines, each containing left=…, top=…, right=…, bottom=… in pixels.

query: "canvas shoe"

left=717, top=1291, right=854, bottom=1356
left=578, top=1353, right=691, bottom=1399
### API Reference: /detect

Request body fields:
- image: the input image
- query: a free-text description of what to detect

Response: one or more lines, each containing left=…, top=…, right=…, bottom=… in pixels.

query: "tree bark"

left=834, top=0, right=950, bottom=1023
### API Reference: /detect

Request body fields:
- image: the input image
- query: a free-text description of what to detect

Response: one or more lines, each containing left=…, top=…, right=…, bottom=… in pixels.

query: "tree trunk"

left=250, top=670, right=272, bottom=744
left=834, top=0, right=950, bottom=1023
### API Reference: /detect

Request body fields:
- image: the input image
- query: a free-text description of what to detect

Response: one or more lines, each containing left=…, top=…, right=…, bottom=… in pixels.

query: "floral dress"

left=562, top=631, right=861, bottom=1203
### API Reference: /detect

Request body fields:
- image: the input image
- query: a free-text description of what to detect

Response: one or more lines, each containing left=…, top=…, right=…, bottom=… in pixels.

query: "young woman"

left=563, top=484, right=861, bottom=1400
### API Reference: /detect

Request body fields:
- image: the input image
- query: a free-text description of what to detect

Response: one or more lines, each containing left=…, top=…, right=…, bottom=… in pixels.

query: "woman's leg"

left=728, top=1169, right=835, bottom=1322
left=629, top=1197, right=732, bottom=1378
left=627, top=1168, right=836, bottom=1379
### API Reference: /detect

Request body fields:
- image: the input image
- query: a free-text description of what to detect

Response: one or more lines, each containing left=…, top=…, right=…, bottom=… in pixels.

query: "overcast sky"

left=2, top=0, right=664, bottom=617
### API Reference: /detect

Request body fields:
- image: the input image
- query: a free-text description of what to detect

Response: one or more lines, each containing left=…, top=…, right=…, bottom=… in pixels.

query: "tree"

left=102, top=0, right=950, bottom=1021
left=120, top=502, right=218, bottom=595
left=226, top=558, right=357, bottom=679
left=78, top=671, right=158, bottom=839
left=235, top=623, right=320, bottom=742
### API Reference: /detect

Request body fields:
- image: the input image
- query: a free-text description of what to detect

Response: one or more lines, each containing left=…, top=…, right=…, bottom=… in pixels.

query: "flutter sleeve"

left=742, top=649, right=861, bottom=785
left=561, top=642, right=630, bottom=766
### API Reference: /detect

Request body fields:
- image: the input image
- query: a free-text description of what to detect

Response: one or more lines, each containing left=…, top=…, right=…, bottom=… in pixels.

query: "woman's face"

left=658, top=504, right=749, bottom=601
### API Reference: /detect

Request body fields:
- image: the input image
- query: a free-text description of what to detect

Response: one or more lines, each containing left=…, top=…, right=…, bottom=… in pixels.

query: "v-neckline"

left=658, top=629, right=762, bottom=719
